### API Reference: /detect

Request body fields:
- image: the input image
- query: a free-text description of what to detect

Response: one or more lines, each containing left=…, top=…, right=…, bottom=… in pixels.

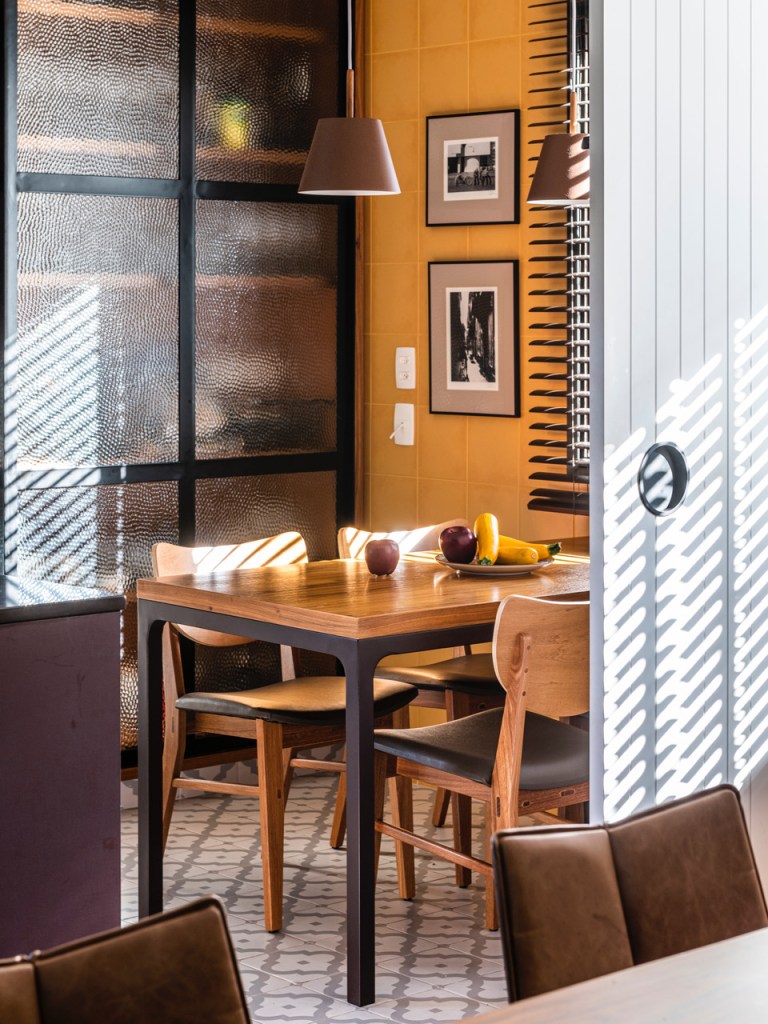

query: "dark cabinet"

left=0, top=578, right=124, bottom=956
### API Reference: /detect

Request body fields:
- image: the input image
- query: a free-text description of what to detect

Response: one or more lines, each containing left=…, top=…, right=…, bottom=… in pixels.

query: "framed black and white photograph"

left=429, top=261, right=519, bottom=417
left=427, top=110, right=519, bottom=226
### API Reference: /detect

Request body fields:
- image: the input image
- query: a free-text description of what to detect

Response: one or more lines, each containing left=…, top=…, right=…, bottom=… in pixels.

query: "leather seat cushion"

left=177, top=676, right=417, bottom=727
left=374, top=708, right=589, bottom=789
left=375, top=653, right=502, bottom=696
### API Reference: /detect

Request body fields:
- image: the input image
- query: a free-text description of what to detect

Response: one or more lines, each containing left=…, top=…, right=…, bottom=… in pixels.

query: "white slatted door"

left=591, top=0, right=768, bottom=867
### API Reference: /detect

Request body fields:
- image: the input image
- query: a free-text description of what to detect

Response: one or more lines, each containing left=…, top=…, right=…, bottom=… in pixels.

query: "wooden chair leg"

left=561, top=801, right=586, bottom=823
left=256, top=720, right=286, bottom=933
left=162, top=705, right=186, bottom=851
left=431, top=787, right=451, bottom=827
left=373, top=751, right=389, bottom=879
left=329, top=746, right=347, bottom=849
left=282, top=747, right=295, bottom=802
left=484, top=802, right=498, bottom=931
left=452, top=793, right=473, bottom=888
left=390, top=774, right=415, bottom=899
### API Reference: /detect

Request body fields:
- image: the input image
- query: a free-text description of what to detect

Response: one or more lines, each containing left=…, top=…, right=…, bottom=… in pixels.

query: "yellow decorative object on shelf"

left=218, top=98, right=249, bottom=150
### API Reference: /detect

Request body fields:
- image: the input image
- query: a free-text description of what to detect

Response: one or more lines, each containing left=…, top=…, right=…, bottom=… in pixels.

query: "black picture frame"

left=428, top=260, right=520, bottom=418
left=426, top=109, right=520, bottom=226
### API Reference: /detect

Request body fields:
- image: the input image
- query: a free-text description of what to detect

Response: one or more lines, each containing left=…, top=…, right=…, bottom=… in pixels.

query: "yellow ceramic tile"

left=371, top=190, right=419, bottom=264
left=419, top=224, right=469, bottom=264
left=416, top=338, right=431, bottom=407
left=370, top=263, right=418, bottom=334
left=369, top=473, right=419, bottom=530
left=361, top=473, right=372, bottom=529
left=467, top=225, right=521, bottom=259
left=469, top=0, right=521, bottom=40
left=467, top=416, right=521, bottom=488
left=382, top=120, right=421, bottom=193
left=418, top=408, right=468, bottom=481
left=370, top=334, right=420, bottom=407
left=468, top=38, right=522, bottom=109
left=369, top=403, right=419, bottom=476
left=418, top=477, right=468, bottom=525
left=420, top=0, right=468, bottom=48
left=467, top=482, right=521, bottom=539
left=372, top=51, right=419, bottom=121
left=370, top=0, right=419, bottom=54
left=517, top=506, right=576, bottom=546
left=420, top=45, right=468, bottom=118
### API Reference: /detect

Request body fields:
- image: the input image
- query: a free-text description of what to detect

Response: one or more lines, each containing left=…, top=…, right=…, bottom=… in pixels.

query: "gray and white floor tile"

left=121, top=774, right=509, bottom=1023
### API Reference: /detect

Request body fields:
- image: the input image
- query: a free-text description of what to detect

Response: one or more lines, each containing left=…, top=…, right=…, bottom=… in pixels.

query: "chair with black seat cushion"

left=0, top=897, right=250, bottom=1024
left=153, top=533, right=417, bottom=932
left=338, top=521, right=505, bottom=882
left=374, top=593, right=590, bottom=929
left=491, top=784, right=768, bottom=1002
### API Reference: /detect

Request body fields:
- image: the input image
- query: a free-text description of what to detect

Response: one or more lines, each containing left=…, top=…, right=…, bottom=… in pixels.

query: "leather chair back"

left=492, top=784, right=768, bottom=1002
left=608, top=785, right=768, bottom=962
left=0, top=898, right=249, bottom=1024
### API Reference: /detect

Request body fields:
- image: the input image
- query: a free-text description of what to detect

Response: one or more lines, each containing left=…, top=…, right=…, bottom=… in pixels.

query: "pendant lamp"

left=527, top=0, right=589, bottom=206
left=299, top=1, right=399, bottom=196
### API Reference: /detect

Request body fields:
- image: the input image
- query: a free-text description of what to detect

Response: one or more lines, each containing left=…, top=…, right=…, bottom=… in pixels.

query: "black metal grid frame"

left=2, top=0, right=356, bottom=570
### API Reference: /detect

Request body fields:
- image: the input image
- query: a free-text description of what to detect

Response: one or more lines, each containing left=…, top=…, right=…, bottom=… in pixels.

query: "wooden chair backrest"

left=337, top=519, right=471, bottom=559
left=493, top=594, right=589, bottom=719
left=152, top=532, right=308, bottom=648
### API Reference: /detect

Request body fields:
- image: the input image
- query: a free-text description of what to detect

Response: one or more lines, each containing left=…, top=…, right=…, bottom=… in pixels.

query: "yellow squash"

left=496, top=541, right=538, bottom=565
left=473, top=512, right=500, bottom=565
left=499, top=535, right=561, bottom=561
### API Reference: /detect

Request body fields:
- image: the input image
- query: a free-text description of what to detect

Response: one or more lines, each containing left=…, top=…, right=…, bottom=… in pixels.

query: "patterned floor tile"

left=121, top=774, right=510, bottom=1023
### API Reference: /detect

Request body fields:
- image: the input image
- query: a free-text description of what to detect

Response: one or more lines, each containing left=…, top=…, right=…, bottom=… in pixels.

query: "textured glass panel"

left=15, top=481, right=179, bottom=750
left=196, top=201, right=337, bottom=458
left=16, top=193, right=179, bottom=467
left=196, top=473, right=337, bottom=560
left=18, top=0, right=178, bottom=178
left=196, top=0, right=338, bottom=183
left=195, top=472, right=337, bottom=690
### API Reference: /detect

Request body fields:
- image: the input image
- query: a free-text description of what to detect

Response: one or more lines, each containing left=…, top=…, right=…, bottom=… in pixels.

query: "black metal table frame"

left=137, top=597, right=495, bottom=1006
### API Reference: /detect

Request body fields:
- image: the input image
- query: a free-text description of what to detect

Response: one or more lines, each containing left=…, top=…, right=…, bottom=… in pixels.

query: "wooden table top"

left=458, top=928, right=768, bottom=1023
left=136, top=551, right=590, bottom=640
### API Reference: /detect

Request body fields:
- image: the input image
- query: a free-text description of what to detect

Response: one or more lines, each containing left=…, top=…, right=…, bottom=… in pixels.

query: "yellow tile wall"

left=362, top=0, right=588, bottom=547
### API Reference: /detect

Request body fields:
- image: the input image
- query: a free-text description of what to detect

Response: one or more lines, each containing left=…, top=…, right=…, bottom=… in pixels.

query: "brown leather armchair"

left=492, top=784, right=768, bottom=1002
left=0, top=898, right=249, bottom=1023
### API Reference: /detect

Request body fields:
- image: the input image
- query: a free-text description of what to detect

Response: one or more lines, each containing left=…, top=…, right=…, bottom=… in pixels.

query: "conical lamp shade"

left=527, top=132, right=590, bottom=206
left=298, top=117, right=400, bottom=196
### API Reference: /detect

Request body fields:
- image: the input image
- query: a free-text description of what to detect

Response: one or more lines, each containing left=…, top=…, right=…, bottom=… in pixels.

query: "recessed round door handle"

left=637, top=442, right=690, bottom=516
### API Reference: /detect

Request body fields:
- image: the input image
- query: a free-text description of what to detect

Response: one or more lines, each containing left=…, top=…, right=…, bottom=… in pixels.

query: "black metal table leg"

left=138, top=604, right=166, bottom=918
left=342, top=640, right=378, bottom=1006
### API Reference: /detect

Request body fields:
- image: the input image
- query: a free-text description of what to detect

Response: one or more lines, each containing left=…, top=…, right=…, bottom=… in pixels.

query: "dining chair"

left=491, top=784, right=768, bottom=1002
left=0, top=897, right=249, bottom=1024
left=152, top=532, right=417, bottom=932
left=337, top=520, right=505, bottom=884
left=373, top=593, right=590, bottom=928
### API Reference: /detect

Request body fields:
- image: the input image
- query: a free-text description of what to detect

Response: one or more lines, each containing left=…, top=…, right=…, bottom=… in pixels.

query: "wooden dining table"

left=136, top=547, right=589, bottom=1006
left=457, top=927, right=768, bottom=1022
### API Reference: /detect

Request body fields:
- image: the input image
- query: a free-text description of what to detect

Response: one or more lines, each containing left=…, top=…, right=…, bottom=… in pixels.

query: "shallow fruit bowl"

left=435, top=554, right=555, bottom=577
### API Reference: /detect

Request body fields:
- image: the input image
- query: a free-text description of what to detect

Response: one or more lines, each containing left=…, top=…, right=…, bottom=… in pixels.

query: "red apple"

left=439, top=525, right=477, bottom=564
left=364, top=538, right=400, bottom=575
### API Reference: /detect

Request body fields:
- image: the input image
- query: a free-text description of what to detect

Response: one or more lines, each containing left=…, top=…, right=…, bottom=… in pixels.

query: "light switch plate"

left=395, top=346, right=416, bottom=389
left=393, top=403, right=415, bottom=445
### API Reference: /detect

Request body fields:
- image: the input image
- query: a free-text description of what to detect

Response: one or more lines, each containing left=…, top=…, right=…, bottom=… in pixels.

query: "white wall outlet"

left=392, top=403, right=415, bottom=446
left=395, top=346, right=416, bottom=389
